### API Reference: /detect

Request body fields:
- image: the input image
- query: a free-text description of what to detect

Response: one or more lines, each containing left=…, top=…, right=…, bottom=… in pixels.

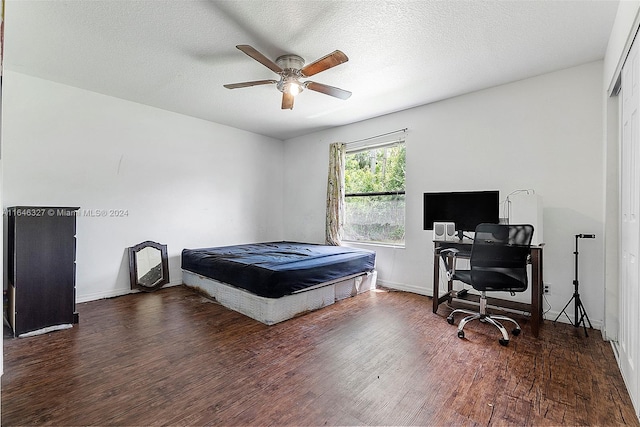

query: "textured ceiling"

left=3, top=0, right=619, bottom=140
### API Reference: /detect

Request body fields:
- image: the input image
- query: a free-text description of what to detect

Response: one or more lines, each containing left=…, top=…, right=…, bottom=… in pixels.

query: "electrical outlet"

left=544, top=283, right=550, bottom=294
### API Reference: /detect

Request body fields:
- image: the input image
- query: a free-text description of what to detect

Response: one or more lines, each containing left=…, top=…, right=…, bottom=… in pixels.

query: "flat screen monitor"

left=423, top=190, right=500, bottom=238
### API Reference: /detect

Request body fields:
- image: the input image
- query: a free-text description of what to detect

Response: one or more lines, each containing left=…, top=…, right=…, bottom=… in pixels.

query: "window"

left=344, top=141, right=405, bottom=245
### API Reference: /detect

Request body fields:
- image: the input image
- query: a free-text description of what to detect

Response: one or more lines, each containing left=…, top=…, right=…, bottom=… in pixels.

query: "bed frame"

left=182, top=269, right=377, bottom=325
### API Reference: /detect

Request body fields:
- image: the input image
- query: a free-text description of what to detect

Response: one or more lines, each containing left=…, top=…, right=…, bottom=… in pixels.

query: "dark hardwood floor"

left=2, top=286, right=637, bottom=426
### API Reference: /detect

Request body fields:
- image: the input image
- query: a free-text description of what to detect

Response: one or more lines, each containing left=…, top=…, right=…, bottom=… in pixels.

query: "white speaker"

left=433, top=222, right=445, bottom=241
left=433, top=222, right=456, bottom=241
left=445, top=222, right=456, bottom=240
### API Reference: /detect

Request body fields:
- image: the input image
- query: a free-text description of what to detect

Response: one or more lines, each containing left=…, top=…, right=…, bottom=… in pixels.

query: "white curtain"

left=325, top=142, right=345, bottom=245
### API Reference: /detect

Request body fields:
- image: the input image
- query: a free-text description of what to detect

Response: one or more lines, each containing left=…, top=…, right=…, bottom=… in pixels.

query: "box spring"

left=182, top=269, right=377, bottom=325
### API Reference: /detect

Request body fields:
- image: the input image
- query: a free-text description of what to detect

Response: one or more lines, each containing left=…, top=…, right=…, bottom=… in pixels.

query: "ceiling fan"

left=223, top=45, right=352, bottom=110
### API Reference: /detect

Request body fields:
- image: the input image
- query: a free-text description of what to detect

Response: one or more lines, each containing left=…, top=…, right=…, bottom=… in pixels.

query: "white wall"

left=283, top=61, right=606, bottom=326
left=2, top=71, right=284, bottom=302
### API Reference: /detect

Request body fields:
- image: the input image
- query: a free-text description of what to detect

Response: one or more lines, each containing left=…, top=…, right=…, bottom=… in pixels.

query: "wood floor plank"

left=2, top=286, right=637, bottom=426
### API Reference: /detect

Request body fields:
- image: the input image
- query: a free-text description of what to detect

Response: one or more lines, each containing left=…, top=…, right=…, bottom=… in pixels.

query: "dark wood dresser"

left=7, top=206, right=79, bottom=336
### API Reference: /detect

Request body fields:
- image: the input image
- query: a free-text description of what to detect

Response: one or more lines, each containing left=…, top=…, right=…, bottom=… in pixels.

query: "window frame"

left=343, top=140, right=406, bottom=247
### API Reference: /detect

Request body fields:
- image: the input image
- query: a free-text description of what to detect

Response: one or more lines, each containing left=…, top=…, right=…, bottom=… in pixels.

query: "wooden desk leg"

left=531, top=248, right=542, bottom=338
left=433, top=251, right=440, bottom=313
left=446, top=256, right=454, bottom=305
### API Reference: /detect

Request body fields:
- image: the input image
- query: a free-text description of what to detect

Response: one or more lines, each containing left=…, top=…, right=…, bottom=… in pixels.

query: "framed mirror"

left=128, top=241, right=169, bottom=292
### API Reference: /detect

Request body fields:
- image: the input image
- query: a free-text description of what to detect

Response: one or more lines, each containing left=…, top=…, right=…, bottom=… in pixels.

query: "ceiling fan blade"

left=282, top=92, right=294, bottom=110
left=305, top=81, right=352, bottom=100
left=236, top=45, right=283, bottom=74
left=223, top=80, right=277, bottom=89
left=301, top=50, right=348, bottom=77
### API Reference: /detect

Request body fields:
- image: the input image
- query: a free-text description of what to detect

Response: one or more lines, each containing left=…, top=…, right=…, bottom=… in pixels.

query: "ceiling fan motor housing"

left=276, top=55, right=305, bottom=95
left=275, top=54, right=305, bottom=70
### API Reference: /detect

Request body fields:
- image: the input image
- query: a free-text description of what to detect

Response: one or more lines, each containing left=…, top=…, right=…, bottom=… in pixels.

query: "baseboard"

left=76, top=280, right=182, bottom=303
left=76, top=288, right=131, bottom=303
left=376, top=280, right=604, bottom=331
left=77, top=279, right=606, bottom=332
left=543, top=309, right=602, bottom=331
left=376, top=279, right=428, bottom=296
left=611, top=340, right=620, bottom=363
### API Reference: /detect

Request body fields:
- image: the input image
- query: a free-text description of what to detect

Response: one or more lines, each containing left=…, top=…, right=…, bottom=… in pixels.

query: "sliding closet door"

left=620, top=37, right=640, bottom=410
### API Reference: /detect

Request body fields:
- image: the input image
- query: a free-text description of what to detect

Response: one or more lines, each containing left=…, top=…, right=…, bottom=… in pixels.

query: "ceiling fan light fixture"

left=287, top=81, right=301, bottom=96
left=277, top=74, right=304, bottom=97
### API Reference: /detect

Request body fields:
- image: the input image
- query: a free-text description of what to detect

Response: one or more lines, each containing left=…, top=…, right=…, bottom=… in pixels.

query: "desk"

left=432, top=240, right=543, bottom=337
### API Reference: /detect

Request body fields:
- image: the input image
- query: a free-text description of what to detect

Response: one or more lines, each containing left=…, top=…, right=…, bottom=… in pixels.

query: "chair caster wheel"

left=447, top=316, right=454, bottom=325
left=512, top=328, right=521, bottom=336
left=499, top=339, right=509, bottom=346
left=457, top=330, right=465, bottom=339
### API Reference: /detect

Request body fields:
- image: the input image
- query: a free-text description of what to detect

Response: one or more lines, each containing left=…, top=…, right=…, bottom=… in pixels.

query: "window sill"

left=343, top=240, right=405, bottom=250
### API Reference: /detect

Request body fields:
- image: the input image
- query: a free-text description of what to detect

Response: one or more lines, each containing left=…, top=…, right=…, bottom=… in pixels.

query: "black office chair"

left=441, top=223, right=534, bottom=346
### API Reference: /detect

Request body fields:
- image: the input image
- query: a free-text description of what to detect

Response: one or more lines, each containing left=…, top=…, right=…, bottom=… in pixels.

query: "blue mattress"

left=181, top=241, right=375, bottom=298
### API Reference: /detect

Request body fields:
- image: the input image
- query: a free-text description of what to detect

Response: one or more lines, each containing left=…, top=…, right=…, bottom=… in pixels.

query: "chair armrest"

left=439, top=248, right=460, bottom=257
left=439, top=248, right=460, bottom=280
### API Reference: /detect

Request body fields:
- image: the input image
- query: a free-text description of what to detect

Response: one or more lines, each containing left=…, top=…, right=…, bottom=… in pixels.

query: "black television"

left=423, top=190, right=500, bottom=239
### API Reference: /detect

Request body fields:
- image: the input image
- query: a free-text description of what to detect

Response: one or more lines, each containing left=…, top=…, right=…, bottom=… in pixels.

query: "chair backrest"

left=469, top=223, right=534, bottom=292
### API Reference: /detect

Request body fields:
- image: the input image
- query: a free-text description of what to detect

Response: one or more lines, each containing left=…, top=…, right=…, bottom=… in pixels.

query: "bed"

left=181, top=241, right=377, bottom=325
